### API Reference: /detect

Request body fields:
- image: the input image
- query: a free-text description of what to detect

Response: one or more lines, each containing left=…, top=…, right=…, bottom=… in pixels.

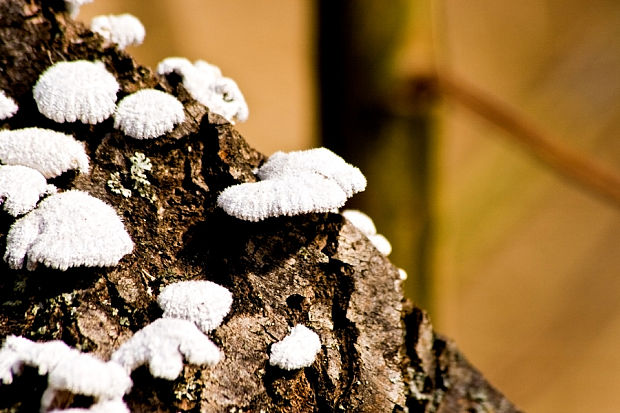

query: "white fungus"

left=369, top=233, right=392, bottom=256
left=0, top=336, right=131, bottom=411
left=156, top=57, right=248, bottom=123
left=398, top=268, right=408, bottom=281
left=4, top=190, right=133, bottom=271
left=217, top=173, right=348, bottom=222
left=33, top=60, right=119, bottom=124
left=0, top=90, right=18, bottom=120
left=91, top=14, right=145, bottom=50
left=49, top=399, right=129, bottom=413
left=111, top=318, right=221, bottom=380
left=341, top=209, right=377, bottom=236
left=257, top=148, right=367, bottom=198
left=157, top=280, right=233, bottom=334
left=0, top=165, right=56, bottom=216
left=0, top=127, right=89, bottom=179
left=64, top=0, right=93, bottom=17
left=114, top=89, right=185, bottom=139
left=269, top=324, right=322, bottom=370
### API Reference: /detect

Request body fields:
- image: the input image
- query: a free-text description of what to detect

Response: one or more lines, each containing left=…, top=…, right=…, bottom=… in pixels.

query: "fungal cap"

left=64, top=0, right=93, bottom=17
left=0, top=165, right=56, bottom=216
left=369, top=233, right=392, bottom=256
left=110, top=318, right=221, bottom=380
left=0, top=127, right=89, bottom=178
left=156, top=57, right=194, bottom=77
left=3, top=190, right=133, bottom=271
left=90, top=14, right=145, bottom=49
left=257, top=148, right=367, bottom=197
left=0, top=90, right=18, bottom=120
left=157, top=280, right=233, bottom=333
left=114, top=89, right=185, bottom=139
left=269, top=324, right=321, bottom=370
left=33, top=60, right=119, bottom=124
left=341, top=209, right=377, bottom=236
left=398, top=268, right=408, bottom=280
left=217, top=173, right=348, bottom=222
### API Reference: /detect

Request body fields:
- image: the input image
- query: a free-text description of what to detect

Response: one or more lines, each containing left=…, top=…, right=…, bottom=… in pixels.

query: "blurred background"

left=79, top=1, right=620, bottom=412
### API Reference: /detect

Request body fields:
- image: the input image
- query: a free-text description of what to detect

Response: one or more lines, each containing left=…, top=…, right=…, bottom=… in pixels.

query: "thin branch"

left=405, top=72, right=620, bottom=209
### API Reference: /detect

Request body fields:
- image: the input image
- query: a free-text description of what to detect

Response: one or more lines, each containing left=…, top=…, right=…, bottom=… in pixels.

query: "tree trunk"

left=0, top=2, right=520, bottom=412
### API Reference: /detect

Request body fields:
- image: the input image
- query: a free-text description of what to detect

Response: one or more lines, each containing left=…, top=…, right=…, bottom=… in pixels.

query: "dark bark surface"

left=0, top=1, right=521, bottom=412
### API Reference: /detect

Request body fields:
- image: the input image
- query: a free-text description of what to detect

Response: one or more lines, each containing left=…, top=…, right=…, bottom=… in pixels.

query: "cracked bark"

left=0, top=2, right=521, bottom=412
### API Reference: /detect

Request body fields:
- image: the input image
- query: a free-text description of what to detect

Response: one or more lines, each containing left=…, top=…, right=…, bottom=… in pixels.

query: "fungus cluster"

left=157, top=57, right=249, bottom=123
left=217, top=148, right=366, bottom=221
left=0, top=336, right=131, bottom=412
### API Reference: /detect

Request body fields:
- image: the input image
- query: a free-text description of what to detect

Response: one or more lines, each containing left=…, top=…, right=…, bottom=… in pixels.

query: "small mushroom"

left=269, top=324, right=322, bottom=370
left=113, top=89, right=184, bottom=139
left=157, top=280, right=233, bottom=334
left=111, top=318, right=221, bottom=380
left=0, top=90, right=18, bottom=120
left=33, top=60, right=119, bottom=124
left=0, top=127, right=89, bottom=179
left=4, top=190, right=133, bottom=271
left=91, top=14, right=145, bottom=50
left=0, top=165, right=56, bottom=216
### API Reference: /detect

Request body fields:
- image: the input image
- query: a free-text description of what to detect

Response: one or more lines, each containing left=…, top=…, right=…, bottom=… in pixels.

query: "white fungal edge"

left=64, top=0, right=93, bottom=18
left=0, top=336, right=131, bottom=411
left=368, top=233, right=392, bottom=256
left=3, top=190, right=134, bottom=271
left=33, top=60, right=119, bottom=124
left=156, top=57, right=249, bottom=123
left=216, top=173, right=348, bottom=222
left=114, top=89, right=185, bottom=139
left=0, top=90, right=18, bottom=120
left=91, top=14, right=145, bottom=50
left=0, top=127, right=89, bottom=179
left=157, top=280, right=233, bottom=334
left=269, top=324, right=322, bottom=370
left=341, top=209, right=377, bottom=236
left=110, top=318, right=221, bottom=380
left=0, top=165, right=56, bottom=216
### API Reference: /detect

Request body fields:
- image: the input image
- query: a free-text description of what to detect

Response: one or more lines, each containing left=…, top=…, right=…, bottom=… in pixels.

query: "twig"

left=406, top=72, right=620, bottom=209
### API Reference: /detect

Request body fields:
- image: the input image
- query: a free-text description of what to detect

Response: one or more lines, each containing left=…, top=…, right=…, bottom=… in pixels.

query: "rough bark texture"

left=0, top=2, right=520, bottom=412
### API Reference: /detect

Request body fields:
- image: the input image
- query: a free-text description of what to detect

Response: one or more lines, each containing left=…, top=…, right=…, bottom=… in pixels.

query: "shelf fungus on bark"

left=218, top=147, right=366, bottom=221
left=0, top=90, right=18, bottom=120
left=0, top=128, right=89, bottom=179
left=90, top=14, right=145, bottom=50
left=0, top=165, right=56, bottom=216
left=157, top=57, right=249, bottom=123
left=113, top=89, right=185, bottom=139
left=110, top=318, right=221, bottom=381
left=342, top=208, right=392, bottom=256
left=157, top=280, right=233, bottom=334
left=269, top=324, right=322, bottom=370
left=0, top=336, right=132, bottom=412
left=33, top=61, right=119, bottom=124
left=3, top=190, right=133, bottom=271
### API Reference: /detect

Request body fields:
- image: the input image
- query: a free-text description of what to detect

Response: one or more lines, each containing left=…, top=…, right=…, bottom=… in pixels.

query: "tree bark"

left=0, top=2, right=520, bottom=412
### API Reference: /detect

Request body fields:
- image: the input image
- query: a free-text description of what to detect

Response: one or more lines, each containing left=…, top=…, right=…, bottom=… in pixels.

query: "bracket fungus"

left=0, top=90, right=18, bottom=120
left=218, top=148, right=366, bottom=221
left=0, top=165, right=56, bottom=216
left=341, top=208, right=392, bottom=256
left=157, top=280, right=233, bottom=334
left=217, top=173, right=348, bottom=222
left=3, top=190, right=133, bottom=271
left=91, top=14, right=145, bottom=50
left=110, top=318, right=221, bottom=380
left=33, top=60, right=119, bottom=124
left=269, top=324, right=322, bottom=370
left=0, top=127, right=89, bottom=179
left=157, top=57, right=248, bottom=123
left=0, top=336, right=132, bottom=412
left=113, top=89, right=185, bottom=139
